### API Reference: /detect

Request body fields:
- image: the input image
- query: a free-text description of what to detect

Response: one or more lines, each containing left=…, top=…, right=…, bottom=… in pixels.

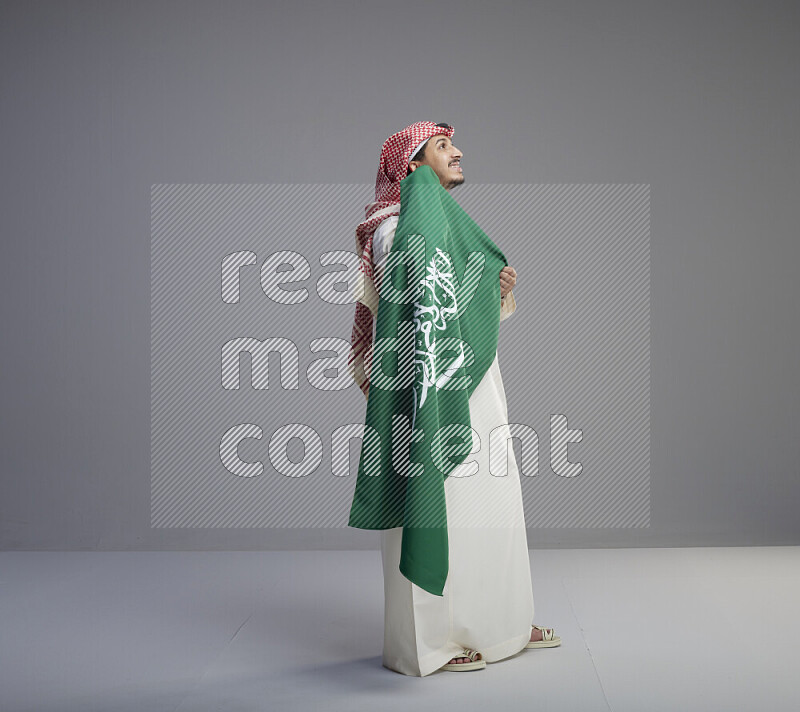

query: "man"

left=349, top=122, right=560, bottom=675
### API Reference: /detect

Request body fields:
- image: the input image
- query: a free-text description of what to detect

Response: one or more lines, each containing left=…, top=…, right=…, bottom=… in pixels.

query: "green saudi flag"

left=348, top=164, right=509, bottom=596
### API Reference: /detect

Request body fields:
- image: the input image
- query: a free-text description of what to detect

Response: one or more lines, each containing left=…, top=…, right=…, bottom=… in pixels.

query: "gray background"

left=1, top=0, right=797, bottom=550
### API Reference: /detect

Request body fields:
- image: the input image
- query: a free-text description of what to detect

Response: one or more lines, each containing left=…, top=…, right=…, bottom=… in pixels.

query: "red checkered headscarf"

left=348, top=121, right=456, bottom=399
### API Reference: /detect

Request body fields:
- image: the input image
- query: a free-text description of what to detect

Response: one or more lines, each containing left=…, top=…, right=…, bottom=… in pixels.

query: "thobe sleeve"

left=373, top=215, right=399, bottom=285
left=499, top=289, right=517, bottom=322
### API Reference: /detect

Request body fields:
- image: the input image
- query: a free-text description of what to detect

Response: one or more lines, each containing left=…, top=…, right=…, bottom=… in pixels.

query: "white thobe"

left=372, top=215, right=535, bottom=677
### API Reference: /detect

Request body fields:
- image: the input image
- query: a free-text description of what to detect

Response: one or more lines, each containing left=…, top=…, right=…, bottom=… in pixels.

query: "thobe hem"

left=383, top=627, right=533, bottom=677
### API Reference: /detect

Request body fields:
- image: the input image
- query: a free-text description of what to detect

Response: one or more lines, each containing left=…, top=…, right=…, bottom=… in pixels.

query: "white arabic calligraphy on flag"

left=412, top=247, right=466, bottom=427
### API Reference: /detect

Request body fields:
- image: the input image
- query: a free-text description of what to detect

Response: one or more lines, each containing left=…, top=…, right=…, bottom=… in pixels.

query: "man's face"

left=409, top=134, right=464, bottom=190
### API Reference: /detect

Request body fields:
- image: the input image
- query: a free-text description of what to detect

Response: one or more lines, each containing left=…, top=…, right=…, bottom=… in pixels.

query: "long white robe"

left=372, top=215, right=535, bottom=677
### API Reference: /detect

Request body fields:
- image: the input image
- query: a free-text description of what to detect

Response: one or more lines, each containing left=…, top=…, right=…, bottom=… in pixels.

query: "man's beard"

left=446, top=175, right=465, bottom=190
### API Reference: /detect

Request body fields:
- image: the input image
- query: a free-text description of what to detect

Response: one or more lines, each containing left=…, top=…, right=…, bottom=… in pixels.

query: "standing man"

left=348, top=122, right=560, bottom=676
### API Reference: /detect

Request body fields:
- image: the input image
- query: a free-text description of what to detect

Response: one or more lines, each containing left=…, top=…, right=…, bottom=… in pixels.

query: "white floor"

left=1, top=546, right=798, bottom=712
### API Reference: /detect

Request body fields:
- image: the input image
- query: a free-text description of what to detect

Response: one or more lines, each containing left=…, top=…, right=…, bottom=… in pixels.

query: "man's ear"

left=408, top=162, right=418, bottom=172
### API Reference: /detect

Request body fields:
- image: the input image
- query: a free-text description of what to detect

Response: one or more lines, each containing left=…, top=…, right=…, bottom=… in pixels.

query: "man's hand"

left=500, top=266, right=517, bottom=299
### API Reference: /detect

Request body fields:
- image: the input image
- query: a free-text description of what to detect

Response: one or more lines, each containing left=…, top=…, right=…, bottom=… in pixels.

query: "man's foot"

left=446, top=651, right=482, bottom=665
left=526, top=623, right=561, bottom=648
left=440, top=648, right=485, bottom=670
left=530, top=626, right=554, bottom=643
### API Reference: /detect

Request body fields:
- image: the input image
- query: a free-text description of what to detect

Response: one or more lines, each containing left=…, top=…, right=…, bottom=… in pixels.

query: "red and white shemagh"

left=348, top=121, right=455, bottom=399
